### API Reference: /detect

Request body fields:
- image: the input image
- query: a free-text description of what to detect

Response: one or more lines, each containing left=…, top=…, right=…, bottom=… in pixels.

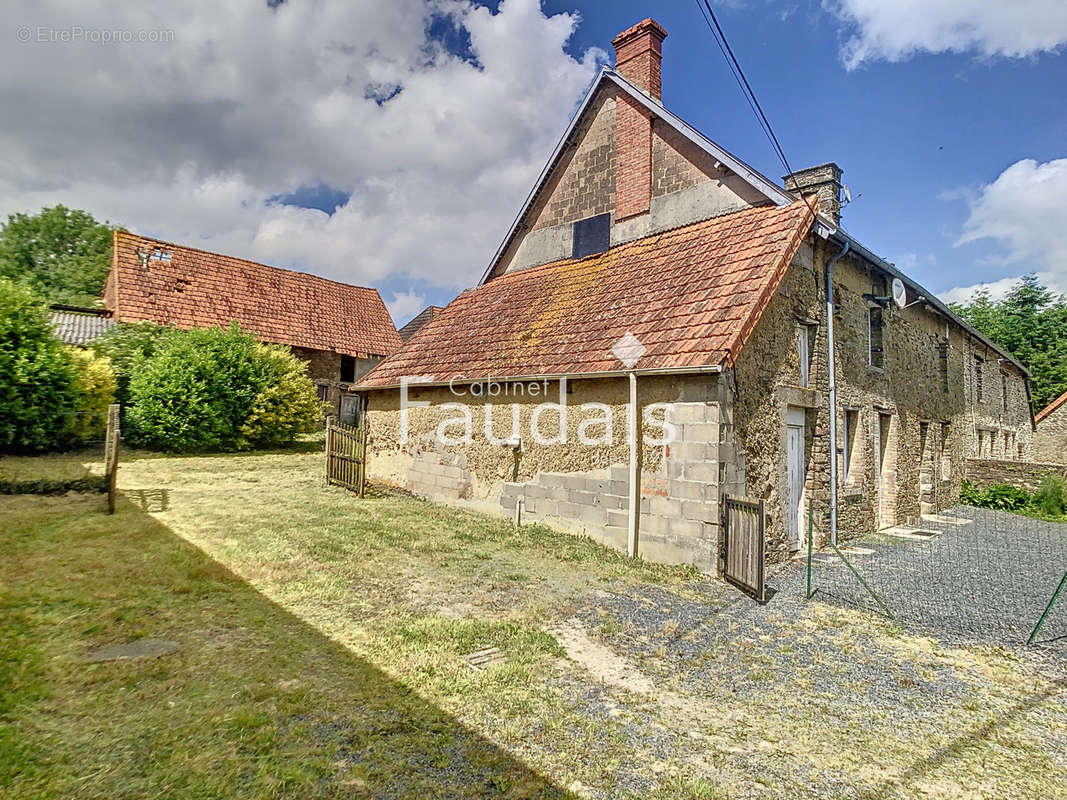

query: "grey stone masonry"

left=499, top=399, right=723, bottom=572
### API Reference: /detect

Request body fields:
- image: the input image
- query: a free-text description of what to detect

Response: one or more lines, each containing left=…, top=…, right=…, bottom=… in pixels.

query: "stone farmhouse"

left=354, top=19, right=1033, bottom=570
left=105, top=230, right=401, bottom=422
left=1033, top=391, right=1067, bottom=463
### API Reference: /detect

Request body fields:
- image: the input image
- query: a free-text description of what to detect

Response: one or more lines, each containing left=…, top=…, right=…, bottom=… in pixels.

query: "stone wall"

left=292, top=346, right=379, bottom=416
left=1033, top=403, right=1067, bottom=463
left=363, top=375, right=725, bottom=571
left=731, top=235, right=1035, bottom=556
left=497, top=84, right=766, bottom=275
left=964, top=458, right=1067, bottom=493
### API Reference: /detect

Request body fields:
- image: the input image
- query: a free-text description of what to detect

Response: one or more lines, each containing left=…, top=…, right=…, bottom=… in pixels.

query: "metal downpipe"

left=826, top=239, right=849, bottom=546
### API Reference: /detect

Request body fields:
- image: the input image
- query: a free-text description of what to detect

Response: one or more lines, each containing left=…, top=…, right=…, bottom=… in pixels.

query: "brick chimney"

left=613, top=19, right=667, bottom=222
left=784, top=163, right=844, bottom=226
left=612, top=18, right=667, bottom=101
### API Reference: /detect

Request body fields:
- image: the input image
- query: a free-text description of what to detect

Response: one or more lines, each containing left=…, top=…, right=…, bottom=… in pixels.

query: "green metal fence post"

left=1028, top=571, right=1067, bottom=646
left=830, top=541, right=895, bottom=620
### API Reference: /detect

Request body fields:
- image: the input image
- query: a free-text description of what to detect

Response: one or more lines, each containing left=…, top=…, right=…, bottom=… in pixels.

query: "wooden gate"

left=325, top=417, right=366, bottom=496
left=721, top=494, right=766, bottom=601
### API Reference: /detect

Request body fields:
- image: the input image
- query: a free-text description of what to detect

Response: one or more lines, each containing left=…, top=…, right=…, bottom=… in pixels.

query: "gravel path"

left=809, top=506, right=1067, bottom=650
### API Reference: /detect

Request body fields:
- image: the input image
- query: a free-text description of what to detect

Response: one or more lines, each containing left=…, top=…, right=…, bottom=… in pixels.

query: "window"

left=974, top=356, right=984, bottom=401
left=842, top=409, right=860, bottom=484
left=1001, top=372, right=1008, bottom=410
left=572, top=213, right=610, bottom=259
left=1004, top=431, right=1012, bottom=458
left=868, top=307, right=884, bottom=369
left=340, top=355, right=356, bottom=384
left=798, top=325, right=811, bottom=387
left=316, top=384, right=329, bottom=402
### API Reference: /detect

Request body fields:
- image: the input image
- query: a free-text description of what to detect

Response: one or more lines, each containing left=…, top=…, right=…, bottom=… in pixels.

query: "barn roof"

left=357, top=199, right=815, bottom=388
left=1035, top=390, right=1067, bottom=423
left=49, top=305, right=116, bottom=346
left=105, top=231, right=401, bottom=358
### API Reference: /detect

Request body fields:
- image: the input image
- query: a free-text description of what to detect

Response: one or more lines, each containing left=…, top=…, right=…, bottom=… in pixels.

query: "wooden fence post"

left=325, top=416, right=334, bottom=486
left=105, top=403, right=120, bottom=514
left=358, top=422, right=368, bottom=498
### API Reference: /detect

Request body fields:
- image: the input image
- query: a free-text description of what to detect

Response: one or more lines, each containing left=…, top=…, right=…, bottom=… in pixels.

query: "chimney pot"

left=612, top=18, right=668, bottom=101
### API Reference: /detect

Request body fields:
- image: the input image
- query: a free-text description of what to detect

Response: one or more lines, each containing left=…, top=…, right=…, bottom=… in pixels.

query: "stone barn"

left=354, top=19, right=1033, bottom=570
left=104, top=230, right=401, bottom=422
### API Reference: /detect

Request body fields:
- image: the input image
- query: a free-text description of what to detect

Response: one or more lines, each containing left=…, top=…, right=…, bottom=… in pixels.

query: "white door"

left=786, top=407, right=806, bottom=551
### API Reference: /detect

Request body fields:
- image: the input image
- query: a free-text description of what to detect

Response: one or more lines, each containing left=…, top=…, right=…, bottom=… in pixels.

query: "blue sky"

left=532, top=0, right=1067, bottom=304
left=2, top=0, right=1065, bottom=325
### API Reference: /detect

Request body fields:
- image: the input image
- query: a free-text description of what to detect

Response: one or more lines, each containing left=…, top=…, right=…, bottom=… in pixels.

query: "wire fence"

left=807, top=506, right=1067, bottom=649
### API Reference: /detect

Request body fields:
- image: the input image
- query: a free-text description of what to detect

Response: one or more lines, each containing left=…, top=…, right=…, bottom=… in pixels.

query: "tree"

left=0, top=205, right=113, bottom=307
left=950, top=275, right=1067, bottom=413
left=0, top=278, right=79, bottom=452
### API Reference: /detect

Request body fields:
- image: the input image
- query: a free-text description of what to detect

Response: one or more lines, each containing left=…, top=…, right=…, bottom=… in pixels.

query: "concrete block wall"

left=499, top=400, right=722, bottom=572
left=406, top=446, right=473, bottom=501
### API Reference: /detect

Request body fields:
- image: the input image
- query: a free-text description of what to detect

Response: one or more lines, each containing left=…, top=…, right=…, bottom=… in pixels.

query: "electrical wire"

left=692, top=0, right=800, bottom=185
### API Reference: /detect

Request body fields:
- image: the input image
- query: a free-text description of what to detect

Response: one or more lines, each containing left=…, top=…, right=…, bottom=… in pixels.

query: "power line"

left=692, top=0, right=796, bottom=181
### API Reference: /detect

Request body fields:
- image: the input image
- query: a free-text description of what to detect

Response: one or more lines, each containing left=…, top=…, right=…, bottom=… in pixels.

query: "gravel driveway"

left=808, top=506, right=1067, bottom=649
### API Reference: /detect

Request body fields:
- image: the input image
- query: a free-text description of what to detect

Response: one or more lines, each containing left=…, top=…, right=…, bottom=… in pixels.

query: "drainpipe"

left=825, top=239, right=849, bottom=546
left=627, top=371, right=639, bottom=558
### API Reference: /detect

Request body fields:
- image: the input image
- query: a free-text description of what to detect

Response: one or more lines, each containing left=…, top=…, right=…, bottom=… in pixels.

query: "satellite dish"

left=891, top=278, right=907, bottom=309
left=842, top=184, right=852, bottom=204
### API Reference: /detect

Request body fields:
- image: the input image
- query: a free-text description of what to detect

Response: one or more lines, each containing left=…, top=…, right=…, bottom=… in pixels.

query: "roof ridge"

left=112, top=229, right=380, bottom=295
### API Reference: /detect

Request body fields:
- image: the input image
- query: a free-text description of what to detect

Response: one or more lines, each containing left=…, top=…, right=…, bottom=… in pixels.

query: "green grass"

left=3, top=448, right=1065, bottom=799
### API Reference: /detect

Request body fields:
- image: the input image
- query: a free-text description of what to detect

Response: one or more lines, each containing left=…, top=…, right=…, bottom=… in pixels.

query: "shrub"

left=0, top=278, right=79, bottom=452
left=125, top=324, right=269, bottom=452
left=1034, top=473, right=1066, bottom=517
left=89, top=321, right=174, bottom=407
left=238, top=344, right=323, bottom=449
left=65, top=348, right=117, bottom=444
left=124, top=324, right=321, bottom=453
left=959, top=480, right=1031, bottom=511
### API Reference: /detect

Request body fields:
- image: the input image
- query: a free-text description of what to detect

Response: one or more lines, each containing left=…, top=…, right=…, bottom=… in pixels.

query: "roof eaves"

left=354, top=363, right=724, bottom=392
left=831, top=229, right=1029, bottom=376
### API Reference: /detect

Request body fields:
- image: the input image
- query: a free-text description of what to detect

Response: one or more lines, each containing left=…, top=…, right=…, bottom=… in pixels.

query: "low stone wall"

left=964, top=458, right=1067, bottom=493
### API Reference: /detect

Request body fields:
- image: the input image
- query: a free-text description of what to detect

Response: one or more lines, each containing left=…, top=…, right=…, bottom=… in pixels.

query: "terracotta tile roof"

left=1035, top=390, right=1067, bottom=423
left=398, top=305, right=445, bottom=341
left=106, top=231, right=401, bottom=358
left=358, top=200, right=815, bottom=388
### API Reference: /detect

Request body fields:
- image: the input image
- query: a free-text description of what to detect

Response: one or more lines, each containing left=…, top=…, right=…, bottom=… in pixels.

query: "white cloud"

left=939, top=158, right=1067, bottom=304
left=385, top=289, right=429, bottom=328
left=825, top=1, right=1067, bottom=68
left=0, top=0, right=606, bottom=292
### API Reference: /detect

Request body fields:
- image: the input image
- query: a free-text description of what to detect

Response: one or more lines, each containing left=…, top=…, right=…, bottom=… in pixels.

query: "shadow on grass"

left=855, top=680, right=1065, bottom=800
left=0, top=490, right=570, bottom=799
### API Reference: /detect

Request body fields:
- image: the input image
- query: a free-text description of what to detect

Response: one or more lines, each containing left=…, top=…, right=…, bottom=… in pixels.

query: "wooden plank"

left=105, top=404, right=120, bottom=514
